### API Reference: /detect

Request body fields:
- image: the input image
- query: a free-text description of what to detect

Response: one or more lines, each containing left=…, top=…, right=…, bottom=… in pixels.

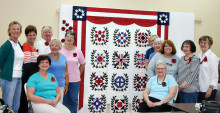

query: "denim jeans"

left=1, top=77, right=22, bottom=113
left=63, top=82, right=80, bottom=113
left=179, top=91, right=199, bottom=103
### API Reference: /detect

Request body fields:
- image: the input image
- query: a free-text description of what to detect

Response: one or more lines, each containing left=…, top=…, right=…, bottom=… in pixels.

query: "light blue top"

left=147, top=75, right=178, bottom=103
left=48, top=54, right=67, bottom=87
left=147, top=53, right=180, bottom=79
left=148, top=52, right=156, bottom=63
left=27, top=72, right=58, bottom=100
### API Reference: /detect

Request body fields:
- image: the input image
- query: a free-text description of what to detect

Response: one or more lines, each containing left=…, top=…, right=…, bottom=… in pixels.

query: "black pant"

left=18, top=63, right=38, bottom=113
left=197, top=90, right=217, bottom=103
left=138, top=97, right=171, bottom=112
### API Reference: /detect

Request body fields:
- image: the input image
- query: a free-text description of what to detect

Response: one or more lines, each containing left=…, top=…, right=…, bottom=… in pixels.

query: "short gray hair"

left=41, top=26, right=53, bottom=35
left=153, top=38, right=163, bottom=48
left=156, top=59, right=167, bottom=68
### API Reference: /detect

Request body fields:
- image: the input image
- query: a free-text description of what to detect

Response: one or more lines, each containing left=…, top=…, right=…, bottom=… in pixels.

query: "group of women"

left=139, top=34, right=219, bottom=112
left=0, top=21, right=85, bottom=113
left=0, top=21, right=219, bottom=113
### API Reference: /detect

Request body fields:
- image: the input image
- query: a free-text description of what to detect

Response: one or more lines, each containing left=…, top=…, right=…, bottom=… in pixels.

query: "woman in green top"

left=0, top=21, right=24, bottom=113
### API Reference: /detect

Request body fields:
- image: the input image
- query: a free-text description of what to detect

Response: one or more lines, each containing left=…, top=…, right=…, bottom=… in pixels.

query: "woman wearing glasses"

left=36, top=26, right=53, bottom=55
left=60, top=31, right=85, bottom=113
left=144, top=35, right=158, bottom=70
left=138, top=60, right=178, bottom=112
left=147, top=40, right=180, bottom=79
left=27, top=55, right=70, bottom=113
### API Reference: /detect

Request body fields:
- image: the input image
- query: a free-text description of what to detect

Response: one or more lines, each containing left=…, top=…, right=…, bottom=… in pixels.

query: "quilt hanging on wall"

left=59, top=5, right=194, bottom=113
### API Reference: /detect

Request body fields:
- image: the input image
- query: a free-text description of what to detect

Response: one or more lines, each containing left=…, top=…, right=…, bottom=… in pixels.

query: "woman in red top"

left=19, top=25, right=39, bottom=113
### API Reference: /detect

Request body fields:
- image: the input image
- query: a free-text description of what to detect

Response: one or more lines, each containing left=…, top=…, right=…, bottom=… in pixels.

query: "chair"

left=173, top=87, right=178, bottom=102
left=24, top=83, right=34, bottom=113
left=171, top=87, right=179, bottom=112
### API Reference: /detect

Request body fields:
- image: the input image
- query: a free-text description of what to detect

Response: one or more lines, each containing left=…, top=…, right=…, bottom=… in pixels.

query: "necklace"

left=157, top=75, right=166, bottom=85
left=10, top=38, right=18, bottom=46
left=26, top=41, right=35, bottom=49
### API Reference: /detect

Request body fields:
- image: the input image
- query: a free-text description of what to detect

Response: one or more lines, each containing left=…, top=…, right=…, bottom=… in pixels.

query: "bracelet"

left=179, top=85, right=184, bottom=89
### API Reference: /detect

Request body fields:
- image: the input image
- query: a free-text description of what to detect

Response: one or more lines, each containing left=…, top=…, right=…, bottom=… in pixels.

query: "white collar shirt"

left=198, top=49, right=219, bottom=92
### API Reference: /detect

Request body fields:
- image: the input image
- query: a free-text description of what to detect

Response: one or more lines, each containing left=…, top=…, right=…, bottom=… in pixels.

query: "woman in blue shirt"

left=138, top=60, right=178, bottom=112
left=27, top=55, right=70, bottom=113
left=47, top=39, right=69, bottom=103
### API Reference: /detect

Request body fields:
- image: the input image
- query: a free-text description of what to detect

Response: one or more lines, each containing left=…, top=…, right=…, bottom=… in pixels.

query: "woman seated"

left=138, top=60, right=178, bottom=112
left=26, top=55, right=70, bottom=113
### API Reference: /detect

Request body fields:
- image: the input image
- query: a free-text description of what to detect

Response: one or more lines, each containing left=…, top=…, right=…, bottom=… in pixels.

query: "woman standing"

left=0, top=21, right=24, bottom=113
left=197, top=35, right=219, bottom=102
left=147, top=40, right=180, bottom=79
left=19, top=25, right=39, bottom=113
left=177, top=40, right=200, bottom=103
left=148, top=38, right=163, bottom=63
left=47, top=39, right=69, bottom=103
left=60, top=31, right=85, bottom=113
left=144, top=35, right=158, bottom=70
left=36, top=26, right=53, bottom=55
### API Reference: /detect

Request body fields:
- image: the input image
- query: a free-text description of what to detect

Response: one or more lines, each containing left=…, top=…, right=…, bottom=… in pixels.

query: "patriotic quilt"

left=59, top=5, right=194, bottom=112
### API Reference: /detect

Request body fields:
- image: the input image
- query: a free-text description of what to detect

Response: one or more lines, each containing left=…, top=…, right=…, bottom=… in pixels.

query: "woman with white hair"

left=144, top=35, right=159, bottom=70
left=138, top=60, right=178, bottom=112
left=47, top=39, right=69, bottom=103
left=147, top=40, right=180, bottom=79
left=36, top=26, right=53, bottom=55
left=148, top=38, right=163, bottom=63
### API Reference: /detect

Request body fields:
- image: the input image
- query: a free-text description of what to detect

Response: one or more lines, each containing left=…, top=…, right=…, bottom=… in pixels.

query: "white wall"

left=0, top=0, right=220, bottom=56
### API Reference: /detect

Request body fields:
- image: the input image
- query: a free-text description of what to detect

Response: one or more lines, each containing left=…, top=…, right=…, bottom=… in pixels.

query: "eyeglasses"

left=40, top=61, right=49, bottom=64
left=156, top=68, right=166, bottom=70
left=166, top=63, right=172, bottom=66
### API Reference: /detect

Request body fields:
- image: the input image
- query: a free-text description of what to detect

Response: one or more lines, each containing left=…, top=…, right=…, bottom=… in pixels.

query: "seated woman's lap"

left=31, top=102, right=70, bottom=113
left=138, top=97, right=171, bottom=112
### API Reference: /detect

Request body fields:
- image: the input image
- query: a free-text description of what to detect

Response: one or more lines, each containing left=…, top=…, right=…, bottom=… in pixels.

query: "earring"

left=9, top=32, right=11, bottom=36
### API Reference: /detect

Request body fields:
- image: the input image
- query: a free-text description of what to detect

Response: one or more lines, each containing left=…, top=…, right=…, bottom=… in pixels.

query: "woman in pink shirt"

left=60, top=31, right=85, bottom=113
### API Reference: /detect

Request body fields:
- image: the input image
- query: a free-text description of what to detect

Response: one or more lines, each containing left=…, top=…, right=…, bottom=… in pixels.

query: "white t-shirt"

left=9, top=40, right=24, bottom=78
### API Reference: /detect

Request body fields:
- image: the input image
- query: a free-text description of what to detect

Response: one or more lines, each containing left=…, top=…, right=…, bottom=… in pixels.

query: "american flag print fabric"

left=59, top=5, right=175, bottom=113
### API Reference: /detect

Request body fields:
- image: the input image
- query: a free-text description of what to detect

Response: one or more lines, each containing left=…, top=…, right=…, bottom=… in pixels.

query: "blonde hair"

left=8, top=21, right=22, bottom=36
left=198, top=35, right=213, bottom=48
left=148, top=34, right=159, bottom=46
left=49, top=39, right=62, bottom=48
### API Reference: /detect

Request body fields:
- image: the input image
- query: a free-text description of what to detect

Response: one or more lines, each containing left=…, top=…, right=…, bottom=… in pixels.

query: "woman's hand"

left=64, top=84, right=69, bottom=95
left=147, top=100, right=154, bottom=107
left=154, top=101, right=163, bottom=106
left=47, top=99, right=58, bottom=107
left=205, top=88, right=212, bottom=99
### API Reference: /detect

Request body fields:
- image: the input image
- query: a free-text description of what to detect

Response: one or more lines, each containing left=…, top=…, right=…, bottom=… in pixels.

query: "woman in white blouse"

left=197, top=35, right=219, bottom=102
left=36, top=26, right=53, bottom=55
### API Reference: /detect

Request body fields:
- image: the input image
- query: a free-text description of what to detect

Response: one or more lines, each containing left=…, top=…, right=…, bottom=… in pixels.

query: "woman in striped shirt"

left=19, top=25, right=39, bottom=113
left=177, top=40, right=200, bottom=103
